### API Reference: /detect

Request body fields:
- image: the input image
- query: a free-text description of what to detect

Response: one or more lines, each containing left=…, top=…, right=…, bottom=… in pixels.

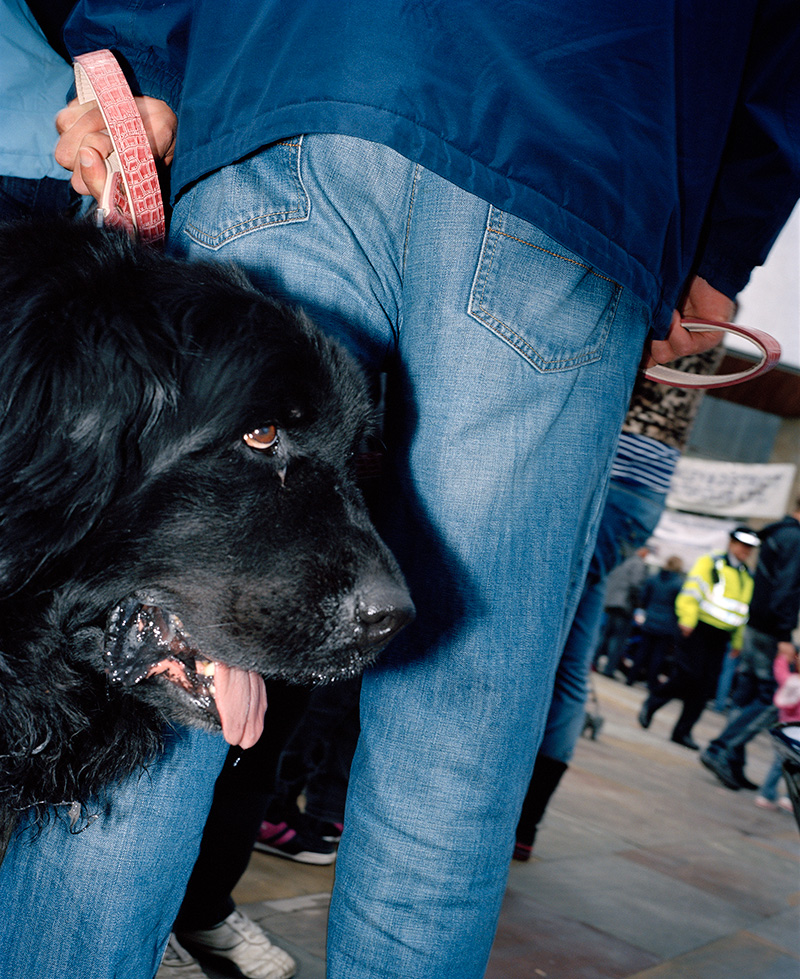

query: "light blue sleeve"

left=0, top=0, right=74, bottom=180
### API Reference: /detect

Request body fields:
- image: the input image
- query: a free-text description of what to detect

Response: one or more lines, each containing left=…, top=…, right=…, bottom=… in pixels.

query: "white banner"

left=647, top=510, right=740, bottom=572
left=666, top=457, right=796, bottom=519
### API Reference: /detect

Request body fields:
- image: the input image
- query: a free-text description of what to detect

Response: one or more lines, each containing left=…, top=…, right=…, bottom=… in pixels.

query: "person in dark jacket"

left=593, top=546, right=650, bottom=678
left=7, top=4, right=796, bottom=977
left=702, top=504, right=800, bottom=790
left=626, top=556, right=685, bottom=690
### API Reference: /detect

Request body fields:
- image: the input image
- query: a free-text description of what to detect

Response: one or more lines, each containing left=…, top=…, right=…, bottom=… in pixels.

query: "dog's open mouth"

left=104, top=599, right=265, bottom=748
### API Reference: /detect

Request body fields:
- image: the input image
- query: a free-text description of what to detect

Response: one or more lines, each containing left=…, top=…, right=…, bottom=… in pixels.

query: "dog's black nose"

left=355, top=579, right=415, bottom=651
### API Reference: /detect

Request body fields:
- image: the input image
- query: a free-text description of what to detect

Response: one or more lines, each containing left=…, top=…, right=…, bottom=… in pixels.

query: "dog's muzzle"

left=103, top=599, right=266, bottom=748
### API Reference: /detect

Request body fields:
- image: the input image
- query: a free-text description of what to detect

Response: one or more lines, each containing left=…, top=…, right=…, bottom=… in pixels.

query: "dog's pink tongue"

left=213, top=663, right=267, bottom=749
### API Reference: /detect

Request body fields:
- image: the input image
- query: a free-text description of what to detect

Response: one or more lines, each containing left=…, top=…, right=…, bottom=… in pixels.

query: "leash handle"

left=73, top=50, right=165, bottom=245
left=644, top=319, right=781, bottom=389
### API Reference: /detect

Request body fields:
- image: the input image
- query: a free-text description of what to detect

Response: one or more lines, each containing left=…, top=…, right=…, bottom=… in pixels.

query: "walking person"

left=755, top=643, right=800, bottom=811
left=639, top=527, right=758, bottom=749
left=593, top=547, right=650, bottom=678
left=626, top=556, right=685, bottom=689
left=701, top=504, right=800, bottom=789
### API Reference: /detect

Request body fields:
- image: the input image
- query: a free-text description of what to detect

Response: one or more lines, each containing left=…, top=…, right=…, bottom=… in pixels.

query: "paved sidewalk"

left=218, top=674, right=799, bottom=979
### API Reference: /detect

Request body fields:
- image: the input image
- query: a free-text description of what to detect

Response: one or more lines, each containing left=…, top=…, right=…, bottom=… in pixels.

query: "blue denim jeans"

left=759, top=750, right=786, bottom=802
left=168, top=133, right=649, bottom=979
left=708, top=627, right=780, bottom=768
left=0, top=726, right=229, bottom=978
left=539, top=480, right=667, bottom=764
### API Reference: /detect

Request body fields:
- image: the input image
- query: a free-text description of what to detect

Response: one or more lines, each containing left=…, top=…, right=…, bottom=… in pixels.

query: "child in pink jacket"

left=755, top=646, right=800, bottom=811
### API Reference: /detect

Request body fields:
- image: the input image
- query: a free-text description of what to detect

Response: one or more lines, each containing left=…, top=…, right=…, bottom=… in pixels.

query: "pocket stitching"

left=183, top=138, right=310, bottom=249
left=470, top=216, right=620, bottom=371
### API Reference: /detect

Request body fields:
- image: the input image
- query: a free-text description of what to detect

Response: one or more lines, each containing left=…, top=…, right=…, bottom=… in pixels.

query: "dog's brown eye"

left=243, top=426, right=279, bottom=451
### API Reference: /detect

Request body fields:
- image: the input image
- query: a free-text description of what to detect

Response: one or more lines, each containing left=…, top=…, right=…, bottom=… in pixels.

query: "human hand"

left=777, top=641, right=799, bottom=664
left=55, top=95, right=177, bottom=201
left=679, top=625, right=694, bottom=638
left=645, top=276, right=735, bottom=368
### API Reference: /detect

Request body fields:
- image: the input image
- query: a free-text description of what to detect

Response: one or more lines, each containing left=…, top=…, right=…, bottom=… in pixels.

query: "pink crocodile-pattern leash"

left=73, top=50, right=165, bottom=245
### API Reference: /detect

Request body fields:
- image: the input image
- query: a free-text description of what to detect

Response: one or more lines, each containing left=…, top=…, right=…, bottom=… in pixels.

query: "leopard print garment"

left=622, top=346, right=726, bottom=451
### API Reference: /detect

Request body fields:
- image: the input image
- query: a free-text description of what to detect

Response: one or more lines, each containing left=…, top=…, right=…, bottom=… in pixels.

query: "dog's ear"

left=0, top=221, right=175, bottom=596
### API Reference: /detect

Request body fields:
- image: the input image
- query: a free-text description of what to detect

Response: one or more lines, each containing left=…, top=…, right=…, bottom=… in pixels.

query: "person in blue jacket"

left=626, top=556, right=686, bottom=690
left=702, top=504, right=800, bottom=789
left=0, top=0, right=80, bottom=220
left=4, top=3, right=797, bottom=978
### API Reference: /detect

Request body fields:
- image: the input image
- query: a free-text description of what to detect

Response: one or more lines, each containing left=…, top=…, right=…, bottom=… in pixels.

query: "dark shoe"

left=638, top=703, right=654, bottom=729
left=515, top=755, right=568, bottom=854
left=512, top=842, right=532, bottom=862
left=671, top=733, right=700, bottom=750
left=734, top=771, right=760, bottom=791
left=700, top=749, right=741, bottom=790
left=253, top=819, right=337, bottom=865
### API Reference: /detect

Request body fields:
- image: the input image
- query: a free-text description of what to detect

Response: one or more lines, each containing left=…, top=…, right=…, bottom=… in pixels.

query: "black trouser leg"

left=174, top=681, right=312, bottom=931
left=671, top=695, right=705, bottom=740
left=515, top=754, right=569, bottom=849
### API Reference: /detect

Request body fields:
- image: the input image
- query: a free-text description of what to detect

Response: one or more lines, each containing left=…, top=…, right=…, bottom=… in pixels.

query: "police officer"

left=639, top=527, right=758, bottom=749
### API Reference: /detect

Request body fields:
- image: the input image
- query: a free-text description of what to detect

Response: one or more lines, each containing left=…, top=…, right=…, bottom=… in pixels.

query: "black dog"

left=0, top=219, right=413, bottom=834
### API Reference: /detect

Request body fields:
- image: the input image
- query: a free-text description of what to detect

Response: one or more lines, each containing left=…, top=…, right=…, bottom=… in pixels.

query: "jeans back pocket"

left=181, top=138, right=310, bottom=250
left=468, top=206, right=620, bottom=372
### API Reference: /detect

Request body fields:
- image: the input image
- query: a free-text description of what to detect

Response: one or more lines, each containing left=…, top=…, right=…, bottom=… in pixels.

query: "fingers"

left=55, top=99, right=114, bottom=199
left=133, top=97, right=178, bottom=165
left=54, top=95, right=177, bottom=202
left=681, top=275, right=737, bottom=322
left=645, top=320, right=724, bottom=368
left=644, top=274, right=735, bottom=367
left=75, top=142, right=115, bottom=201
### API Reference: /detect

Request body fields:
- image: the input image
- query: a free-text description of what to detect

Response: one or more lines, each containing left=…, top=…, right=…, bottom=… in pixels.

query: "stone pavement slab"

left=220, top=674, right=800, bottom=979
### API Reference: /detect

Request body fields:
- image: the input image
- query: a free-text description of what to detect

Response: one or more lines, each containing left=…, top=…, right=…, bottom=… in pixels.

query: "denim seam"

left=492, top=230, right=616, bottom=283
left=469, top=208, right=620, bottom=370
left=401, top=165, right=422, bottom=281
left=395, top=164, right=423, bottom=349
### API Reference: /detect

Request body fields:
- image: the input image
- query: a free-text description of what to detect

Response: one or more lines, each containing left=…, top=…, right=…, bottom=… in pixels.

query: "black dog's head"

left=0, top=219, right=412, bottom=823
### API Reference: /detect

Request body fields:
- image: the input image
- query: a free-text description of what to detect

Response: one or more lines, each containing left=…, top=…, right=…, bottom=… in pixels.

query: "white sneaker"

left=156, top=934, right=208, bottom=978
left=754, top=795, right=778, bottom=810
left=177, top=909, right=296, bottom=979
left=777, top=796, right=794, bottom=813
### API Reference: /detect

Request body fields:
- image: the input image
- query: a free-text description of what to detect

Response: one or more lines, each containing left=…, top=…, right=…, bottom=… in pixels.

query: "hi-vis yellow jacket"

left=675, top=551, right=754, bottom=650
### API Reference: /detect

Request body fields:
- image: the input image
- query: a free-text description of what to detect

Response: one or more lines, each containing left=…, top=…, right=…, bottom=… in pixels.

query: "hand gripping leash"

left=73, top=49, right=165, bottom=245
left=74, top=53, right=781, bottom=386
left=644, top=319, right=781, bottom=389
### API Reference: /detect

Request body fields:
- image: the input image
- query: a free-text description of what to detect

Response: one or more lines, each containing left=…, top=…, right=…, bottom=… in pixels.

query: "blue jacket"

left=64, top=0, right=800, bottom=336
left=639, top=570, right=683, bottom=637
left=0, top=0, right=74, bottom=180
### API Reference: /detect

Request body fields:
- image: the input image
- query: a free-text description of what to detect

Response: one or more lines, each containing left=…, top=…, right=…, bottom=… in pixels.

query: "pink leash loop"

left=73, top=50, right=165, bottom=245
left=644, top=319, right=781, bottom=389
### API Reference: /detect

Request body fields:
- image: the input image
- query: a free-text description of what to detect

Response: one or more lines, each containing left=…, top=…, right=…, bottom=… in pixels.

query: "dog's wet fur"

left=0, top=219, right=412, bottom=833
